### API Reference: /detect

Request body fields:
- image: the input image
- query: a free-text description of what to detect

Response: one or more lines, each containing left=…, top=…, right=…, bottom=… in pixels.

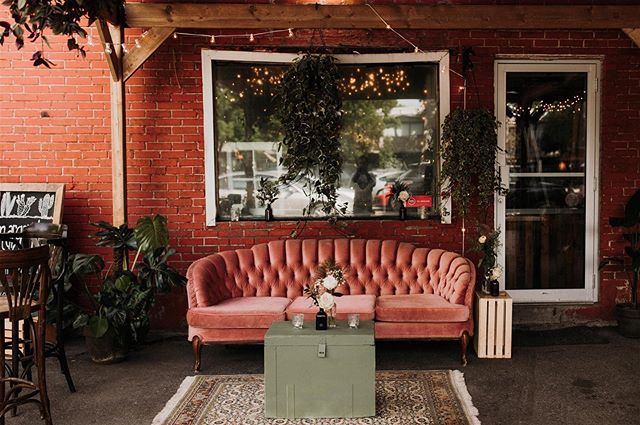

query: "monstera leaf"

left=134, top=215, right=169, bottom=253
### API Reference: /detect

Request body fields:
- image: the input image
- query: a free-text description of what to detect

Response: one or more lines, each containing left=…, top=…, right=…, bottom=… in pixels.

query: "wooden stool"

left=0, top=246, right=53, bottom=425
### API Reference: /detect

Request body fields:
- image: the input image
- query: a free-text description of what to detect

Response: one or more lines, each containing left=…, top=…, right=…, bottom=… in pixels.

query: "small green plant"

left=475, top=225, right=502, bottom=282
left=256, top=177, right=280, bottom=207
left=73, top=215, right=186, bottom=349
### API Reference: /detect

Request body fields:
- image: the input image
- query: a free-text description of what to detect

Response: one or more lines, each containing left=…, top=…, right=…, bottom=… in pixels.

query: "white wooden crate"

left=474, top=291, right=512, bottom=358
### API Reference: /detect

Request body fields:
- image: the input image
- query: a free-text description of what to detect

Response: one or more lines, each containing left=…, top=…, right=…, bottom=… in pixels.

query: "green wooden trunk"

left=264, top=320, right=376, bottom=419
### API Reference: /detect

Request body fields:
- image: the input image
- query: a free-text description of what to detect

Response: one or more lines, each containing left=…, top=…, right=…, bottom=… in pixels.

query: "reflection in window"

left=213, top=60, right=439, bottom=220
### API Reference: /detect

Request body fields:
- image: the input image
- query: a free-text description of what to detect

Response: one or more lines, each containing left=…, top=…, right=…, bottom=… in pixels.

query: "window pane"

left=213, top=60, right=439, bottom=220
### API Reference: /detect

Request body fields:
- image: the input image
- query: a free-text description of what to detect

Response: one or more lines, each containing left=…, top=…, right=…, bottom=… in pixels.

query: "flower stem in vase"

left=328, top=306, right=337, bottom=328
left=399, top=203, right=407, bottom=220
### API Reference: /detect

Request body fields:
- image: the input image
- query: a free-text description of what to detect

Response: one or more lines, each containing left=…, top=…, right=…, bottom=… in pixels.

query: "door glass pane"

left=504, top=72, right=587, bottom=290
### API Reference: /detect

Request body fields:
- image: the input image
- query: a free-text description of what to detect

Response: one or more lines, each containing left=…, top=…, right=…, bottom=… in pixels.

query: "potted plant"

left=601, top=190, right=640, bottom=338
left=257, top=177, right=279, bottom=221
left=72, top=215, right=186, bottom=362
left=388, top=180, right=411, bottom=220
left=475, top=225, right=502, bottom=295
left=440, top=108, right=507, bottom=220
left=276, top=53, right=346, bottom=217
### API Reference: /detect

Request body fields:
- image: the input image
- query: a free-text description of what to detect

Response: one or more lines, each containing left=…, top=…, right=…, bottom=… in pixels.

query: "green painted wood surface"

left=264, top=320, right=376, bottom=419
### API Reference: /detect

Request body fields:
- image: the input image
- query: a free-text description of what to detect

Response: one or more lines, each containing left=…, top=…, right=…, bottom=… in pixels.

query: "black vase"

left=316, top=308, right=328, bottom=331
left=399, top=204, right=407, bottom=220
left=265, top=205, right=273, bottom=221
left=490, top=280, right=500, bottom=297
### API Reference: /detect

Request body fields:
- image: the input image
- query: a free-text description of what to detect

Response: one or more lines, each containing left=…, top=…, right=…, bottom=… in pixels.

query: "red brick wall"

left=1, top=6, right=639, bottom=329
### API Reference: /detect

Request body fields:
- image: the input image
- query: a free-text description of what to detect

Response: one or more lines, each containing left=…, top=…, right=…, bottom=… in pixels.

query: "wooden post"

left=109, top=24, right=127, bottom=226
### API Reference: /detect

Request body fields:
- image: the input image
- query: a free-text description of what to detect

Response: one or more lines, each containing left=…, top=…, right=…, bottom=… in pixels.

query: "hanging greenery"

left=440, top=108, right=507, bottom=219
left=0, top=0, right=122, bottom=67
left=276, top=53, right=345, bottom=216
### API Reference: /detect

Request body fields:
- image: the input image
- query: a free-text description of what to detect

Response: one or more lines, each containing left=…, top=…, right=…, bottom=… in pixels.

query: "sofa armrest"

left=431, top=250, right=477, bottom=307
left=186, top=254, right=233, bottom=308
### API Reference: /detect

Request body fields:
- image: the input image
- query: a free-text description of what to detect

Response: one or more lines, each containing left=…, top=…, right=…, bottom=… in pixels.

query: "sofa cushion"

left=285, top=294, right=376, bottom=321
left=187, top=297, right=291, bottom=329
left=375, top=294, right=469, bottom=323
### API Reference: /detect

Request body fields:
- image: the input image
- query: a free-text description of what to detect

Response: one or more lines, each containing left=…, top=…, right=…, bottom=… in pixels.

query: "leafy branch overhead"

left=0, top=0, right=122, bottom=67
left=276, top=53, right=346, bottom=216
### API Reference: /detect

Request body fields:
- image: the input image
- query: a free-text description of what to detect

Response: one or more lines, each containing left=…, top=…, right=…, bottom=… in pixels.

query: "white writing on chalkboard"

left=0, top=192, right=55, bottom=219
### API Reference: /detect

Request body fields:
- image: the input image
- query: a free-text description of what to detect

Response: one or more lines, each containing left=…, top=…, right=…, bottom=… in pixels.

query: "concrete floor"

left=6, top=327, right=640, bottom=425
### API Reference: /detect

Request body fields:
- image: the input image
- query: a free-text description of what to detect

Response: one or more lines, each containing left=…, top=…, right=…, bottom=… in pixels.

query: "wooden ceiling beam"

left=124, top=4, right=640, bottom=30
left=623, top=28, right=640, bottom=47
left=122, top=27, right=176, bottom=82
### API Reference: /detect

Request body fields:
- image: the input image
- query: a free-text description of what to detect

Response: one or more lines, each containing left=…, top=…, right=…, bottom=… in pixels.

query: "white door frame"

left=494, top=59, right=601, bottom=304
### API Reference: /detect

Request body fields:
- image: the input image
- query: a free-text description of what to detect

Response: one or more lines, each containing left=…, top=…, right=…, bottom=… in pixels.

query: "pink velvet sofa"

left=186, top=239, right=476, bottom=371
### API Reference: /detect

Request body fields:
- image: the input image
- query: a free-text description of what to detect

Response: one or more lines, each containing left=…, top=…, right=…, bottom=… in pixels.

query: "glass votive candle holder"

left=292, top=313, right=304, bottom=329
left=347, top=313, right=360, bottom=329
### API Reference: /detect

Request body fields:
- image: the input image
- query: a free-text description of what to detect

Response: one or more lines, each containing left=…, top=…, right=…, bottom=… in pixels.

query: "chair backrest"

left=0, top=246, right=50, bottom=322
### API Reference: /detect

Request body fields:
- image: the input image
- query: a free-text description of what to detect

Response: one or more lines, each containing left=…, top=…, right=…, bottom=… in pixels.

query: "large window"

left=202, top=51, right=450, bottom=224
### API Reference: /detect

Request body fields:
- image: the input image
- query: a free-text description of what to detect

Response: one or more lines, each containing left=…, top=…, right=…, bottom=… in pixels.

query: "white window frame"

left=494, top=58, right=601, bottom=303
left=201, top=50, right=451, bottom=226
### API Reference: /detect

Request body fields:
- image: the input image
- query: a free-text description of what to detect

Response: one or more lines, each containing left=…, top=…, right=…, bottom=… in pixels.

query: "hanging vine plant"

left=275, top=53, right=345, bottom=216
left=440, top=108, right=507, bottom=219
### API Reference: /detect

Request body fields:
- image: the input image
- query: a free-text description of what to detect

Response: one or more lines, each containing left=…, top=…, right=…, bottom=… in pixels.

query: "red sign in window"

left=406, top=195, right=433, bottom=208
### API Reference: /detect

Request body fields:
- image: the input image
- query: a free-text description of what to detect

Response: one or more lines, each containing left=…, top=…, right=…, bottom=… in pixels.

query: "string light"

left=288, top=28, right=294, bottom=38
left=366, top=3, right=423, bottom=53
left=135, top=39, right=141, bottom=49
left=121, top=43, right=128, bottom=54
left=210, top=35, right=216, bottom=44
left=104, top=42, right=112, bottom=54
left=173, top=32, right=178, bottom=39
left=508, top=95, right=584, bottom=117
left=249, top=33, right=255, bottom=42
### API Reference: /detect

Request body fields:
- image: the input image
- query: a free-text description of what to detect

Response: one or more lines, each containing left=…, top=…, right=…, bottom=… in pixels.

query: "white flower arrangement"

left=304, top=259, right=346, bottom=310
left=489, top=265, right=503, bottom=281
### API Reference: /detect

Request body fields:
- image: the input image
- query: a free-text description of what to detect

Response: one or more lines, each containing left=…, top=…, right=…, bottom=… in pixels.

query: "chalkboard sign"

left=0, top=183, right=64, bottom=249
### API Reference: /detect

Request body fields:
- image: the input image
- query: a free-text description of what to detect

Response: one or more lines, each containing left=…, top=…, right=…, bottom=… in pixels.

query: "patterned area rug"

left=152, top=370, right=480, bottom=425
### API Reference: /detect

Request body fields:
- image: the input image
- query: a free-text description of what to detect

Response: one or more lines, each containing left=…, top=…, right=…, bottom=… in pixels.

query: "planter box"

left=264, top=320, right=375, bottom=419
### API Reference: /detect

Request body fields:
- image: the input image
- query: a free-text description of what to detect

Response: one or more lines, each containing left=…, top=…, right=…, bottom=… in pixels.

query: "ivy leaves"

left=1, top=0, right=122, bottom=66
left=276, top=53, right=346, bottom=216
left=441, top=108, right=507, bottom=219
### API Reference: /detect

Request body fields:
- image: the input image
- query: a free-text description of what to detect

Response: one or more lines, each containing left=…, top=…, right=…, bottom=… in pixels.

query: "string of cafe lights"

left=509, top=94, right=584, bottom=117
left=94, top=4, right=426, bottom=56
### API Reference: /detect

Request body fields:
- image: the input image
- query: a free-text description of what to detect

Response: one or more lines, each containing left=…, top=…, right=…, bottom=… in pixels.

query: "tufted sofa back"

left=187, top=239, right=476, bottom=308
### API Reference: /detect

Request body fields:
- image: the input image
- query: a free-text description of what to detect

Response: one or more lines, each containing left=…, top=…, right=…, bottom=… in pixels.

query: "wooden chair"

left=0, top=246, right=53, bottom=425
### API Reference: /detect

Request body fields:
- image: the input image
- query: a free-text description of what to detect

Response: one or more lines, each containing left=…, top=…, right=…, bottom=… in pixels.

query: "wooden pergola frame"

left=102, top=3, right=640, bottom=225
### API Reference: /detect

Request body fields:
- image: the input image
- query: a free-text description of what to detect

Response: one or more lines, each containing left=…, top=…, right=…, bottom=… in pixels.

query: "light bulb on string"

left=173, top=32, right=178, bottom=39
left=288, top=28, right=294, bottom=37
left=135, top=39, right=141, bottom=49
left=414, top=46, right=419, bottom=53
left=249, top=33, right=255, bottom=42
left=104, top=42, right=112, bottom=54
left=121, top=43, right=128, bottom=54
left=210, top=35, right=216, bottom=44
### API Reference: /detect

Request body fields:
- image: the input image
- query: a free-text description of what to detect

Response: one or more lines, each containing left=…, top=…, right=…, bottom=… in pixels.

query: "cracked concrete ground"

left=5, top=326, right=640, bottom=425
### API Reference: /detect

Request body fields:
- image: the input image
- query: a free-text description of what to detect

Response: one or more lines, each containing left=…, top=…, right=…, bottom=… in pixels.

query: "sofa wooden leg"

left=192, top=336, right=202, bottom=373
left=460, top=331, right=470, bottom=367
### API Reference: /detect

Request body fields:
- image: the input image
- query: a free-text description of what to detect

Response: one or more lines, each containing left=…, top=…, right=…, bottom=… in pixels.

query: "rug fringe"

left=449, top=370, right=481, bottom=425
left=151, top=376, right=197, bottom=425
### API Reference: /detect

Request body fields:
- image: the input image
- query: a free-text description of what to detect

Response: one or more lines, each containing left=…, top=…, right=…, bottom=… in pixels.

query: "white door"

left=495, top=60, right=600, bottom=303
